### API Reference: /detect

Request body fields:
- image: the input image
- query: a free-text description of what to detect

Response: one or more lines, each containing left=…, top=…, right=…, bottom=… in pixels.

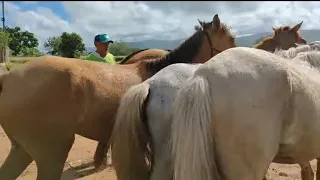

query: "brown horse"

left=0, top=14, right=236, bottom=180
left=119, top=49, right=170, bottom=64
left=94, top=48, right=170, bottom=169
left=254, top=21, right=306, bottom=51
left=110, top=22, right=308, bottom=180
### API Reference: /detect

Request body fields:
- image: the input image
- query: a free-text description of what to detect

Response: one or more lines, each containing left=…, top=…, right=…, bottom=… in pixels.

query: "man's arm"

left=108, top=53, right=116, bottom=64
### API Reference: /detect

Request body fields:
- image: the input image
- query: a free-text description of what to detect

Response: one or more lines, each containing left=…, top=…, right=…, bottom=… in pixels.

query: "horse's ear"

left=291, top=21, right=303, bottom=32
left=212, top=14, right=221, bottom=28
left=197, top=19, right=204, bottom=28
left=272, top=27, right=279, bottom=35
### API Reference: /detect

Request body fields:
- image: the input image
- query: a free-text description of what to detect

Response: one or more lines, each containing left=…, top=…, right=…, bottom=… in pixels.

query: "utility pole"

left=1, top=1, right=6, bottom=63
left=1, top=1, right=4, bottom=30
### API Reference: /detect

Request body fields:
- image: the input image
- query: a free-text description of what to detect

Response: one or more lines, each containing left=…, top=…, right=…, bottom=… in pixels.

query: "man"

left=86, top=33, right=116, bottom=64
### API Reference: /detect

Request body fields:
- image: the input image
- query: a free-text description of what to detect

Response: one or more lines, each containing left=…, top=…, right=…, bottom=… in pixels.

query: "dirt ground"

left=0, top=126, right=317, bottom=180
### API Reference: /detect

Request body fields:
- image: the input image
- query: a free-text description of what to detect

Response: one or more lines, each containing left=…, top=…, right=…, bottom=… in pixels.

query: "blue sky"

left=4, top=1, right=320, bottom=49
left=11, top=1, right=69, bottom=20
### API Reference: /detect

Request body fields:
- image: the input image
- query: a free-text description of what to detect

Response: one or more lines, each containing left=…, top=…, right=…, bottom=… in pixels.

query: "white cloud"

left=4, top=1, right=320, bottom=50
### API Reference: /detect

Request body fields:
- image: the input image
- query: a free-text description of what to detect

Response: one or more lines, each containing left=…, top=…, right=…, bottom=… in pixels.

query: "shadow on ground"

left=62, top=160, right=108, bottom=180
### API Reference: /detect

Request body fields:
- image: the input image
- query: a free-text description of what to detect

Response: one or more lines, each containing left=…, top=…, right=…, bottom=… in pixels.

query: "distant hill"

left=85, top=29, right=320, bottom=54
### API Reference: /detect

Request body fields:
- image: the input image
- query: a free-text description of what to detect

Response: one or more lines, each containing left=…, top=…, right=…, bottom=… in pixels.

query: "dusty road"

left=0, top=126, right=317, bottom=180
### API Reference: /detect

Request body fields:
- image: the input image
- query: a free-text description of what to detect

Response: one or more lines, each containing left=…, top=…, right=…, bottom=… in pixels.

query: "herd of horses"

left=0, top=14, right=319, bottom=180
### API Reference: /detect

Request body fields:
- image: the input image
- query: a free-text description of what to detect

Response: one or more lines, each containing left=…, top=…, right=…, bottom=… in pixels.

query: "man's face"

left=96, top=41, right=110, bottom=51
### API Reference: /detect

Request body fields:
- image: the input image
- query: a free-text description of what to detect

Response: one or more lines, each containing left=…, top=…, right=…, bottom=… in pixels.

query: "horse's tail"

left=111, top=82, right=151, bottom=180
left=172, top=75, right=221, bottom=180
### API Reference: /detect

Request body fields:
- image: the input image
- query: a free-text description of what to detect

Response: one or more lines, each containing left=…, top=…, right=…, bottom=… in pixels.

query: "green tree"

left=0, top=31, right=11, bottom=48
left=58, top=32, right=85, bottom=58
left=1, top=26, right=39, bottom=56
left=18, top=47, right=42, bottom=57
left=44, top=36, right=61, bottom=56
left=109, top=40, right=140, bottom=56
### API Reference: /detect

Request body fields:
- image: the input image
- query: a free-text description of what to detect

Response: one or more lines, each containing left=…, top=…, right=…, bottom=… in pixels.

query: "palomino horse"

left=171, top=47, right=320, bottom=180
left=0, top=14, right=236, bottom=180
left=270, top=42, right=320, bottom=180
left=111, top=22, right=307, bottom=180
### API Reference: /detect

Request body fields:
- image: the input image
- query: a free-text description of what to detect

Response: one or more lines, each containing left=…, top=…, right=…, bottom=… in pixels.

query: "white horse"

left=171, top=46, right=320, bottom=180
left=111, top=42, right=320, bottom=180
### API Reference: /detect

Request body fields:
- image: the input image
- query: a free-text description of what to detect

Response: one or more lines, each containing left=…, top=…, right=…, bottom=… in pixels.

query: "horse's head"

left=193, top=14, right=236, bottom=63
left=272, top=21, right=307, bottom=50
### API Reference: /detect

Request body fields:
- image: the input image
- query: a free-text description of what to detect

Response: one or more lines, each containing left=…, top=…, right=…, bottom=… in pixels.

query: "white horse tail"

left=111, top=82, right=151, bottom=180
left=172, top=75, right=221, bottom=180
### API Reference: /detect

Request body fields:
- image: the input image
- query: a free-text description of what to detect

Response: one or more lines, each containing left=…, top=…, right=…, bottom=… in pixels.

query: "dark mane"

left=143, top=20, right=234, bottom=75
left=119, top=48, right=150, bottom=64
left=143, top=28, right=204, bottom=75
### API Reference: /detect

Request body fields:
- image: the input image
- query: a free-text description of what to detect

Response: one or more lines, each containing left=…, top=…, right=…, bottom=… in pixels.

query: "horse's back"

left=146, top=63, right=202, bottom=111
left=124, top=49, right=168, bottom=64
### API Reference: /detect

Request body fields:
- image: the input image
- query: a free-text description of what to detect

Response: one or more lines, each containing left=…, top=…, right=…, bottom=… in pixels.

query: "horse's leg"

left=0, top=134, right=33, bottom=180
left=262, top=167, right=269, bottom=180
left=316, top=158, right=320, bottom=180
left=299, top=162, right=314, bottom=180
left=150, top=146, right=172, bottom=180
left=34, top=134, right=75, bottom=180
left=93, top=142, right=108, bottom=169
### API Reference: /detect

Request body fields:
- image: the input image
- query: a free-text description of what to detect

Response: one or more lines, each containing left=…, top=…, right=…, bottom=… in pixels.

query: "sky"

left=4, top=1, right=320, bottom=49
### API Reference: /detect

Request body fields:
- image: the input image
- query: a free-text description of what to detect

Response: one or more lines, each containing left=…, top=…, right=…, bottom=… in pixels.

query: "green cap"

left=94, top=33, right=114, bottom=43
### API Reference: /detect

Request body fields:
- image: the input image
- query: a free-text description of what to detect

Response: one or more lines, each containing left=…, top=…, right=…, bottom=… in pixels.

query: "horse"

left=171, top=46, right=320, bottom=180
left=109, top=14, right=237, bottom=180
left=0, top=14, right=236, bottom=180
left=270, top=42, right=320, bottom=180
left=111, top=22, right=307, bottom=180
left=94, top=48, right=170, bottom=169
left=95, top=48, right=170, bottom=169
left=119, top=49, right=170, bottom=64
left=254, top=21, right=306, bottom=51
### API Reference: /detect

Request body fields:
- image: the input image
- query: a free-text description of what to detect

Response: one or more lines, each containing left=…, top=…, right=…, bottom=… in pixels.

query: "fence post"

left=0, top=45, right=8, bottom=63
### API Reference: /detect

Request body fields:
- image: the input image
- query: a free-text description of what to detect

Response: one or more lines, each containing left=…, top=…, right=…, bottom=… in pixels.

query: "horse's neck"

left=256, top=39, right=277, bottom=52
left=143, top=31, right=204, bottom=75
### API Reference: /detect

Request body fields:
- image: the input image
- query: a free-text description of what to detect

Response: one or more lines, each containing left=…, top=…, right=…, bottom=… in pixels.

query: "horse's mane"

left=273, top=42, right=320, bottom=70
left=119, top=48, right=150, bottom=64
left=274, top=42, right=320, bottom=59
left=143, top=20, right=234, bottom=75
left=194, top=21, right=235, bottom=38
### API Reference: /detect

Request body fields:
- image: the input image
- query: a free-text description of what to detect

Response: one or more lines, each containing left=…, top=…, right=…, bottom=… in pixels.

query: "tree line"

left=0, top=26, right=140, bottom=58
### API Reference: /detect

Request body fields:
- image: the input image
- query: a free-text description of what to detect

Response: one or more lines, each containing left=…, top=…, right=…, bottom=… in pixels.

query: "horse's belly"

left=276, top=130, right=320, bottom=163
left=75, top=106, right=118, bottom=142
